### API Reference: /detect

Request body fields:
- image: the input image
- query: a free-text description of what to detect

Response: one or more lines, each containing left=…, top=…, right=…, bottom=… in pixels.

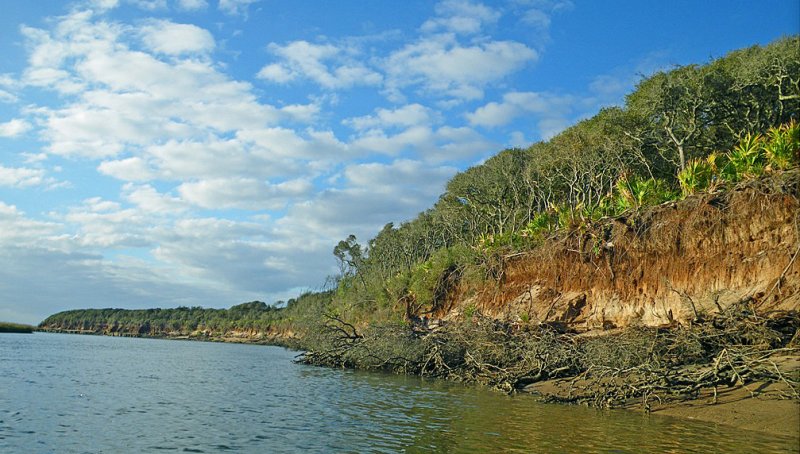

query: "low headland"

left=39, top=38, right=799, bottom=437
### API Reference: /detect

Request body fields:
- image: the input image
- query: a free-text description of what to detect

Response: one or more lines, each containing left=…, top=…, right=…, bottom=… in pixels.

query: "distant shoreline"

left=36, top=327, right=299, bottom=349
left=0, top=322, right=35, bottom=333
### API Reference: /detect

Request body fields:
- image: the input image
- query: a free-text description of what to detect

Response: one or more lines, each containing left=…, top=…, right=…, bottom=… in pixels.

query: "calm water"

left=1, top=333, right=797, bottom=453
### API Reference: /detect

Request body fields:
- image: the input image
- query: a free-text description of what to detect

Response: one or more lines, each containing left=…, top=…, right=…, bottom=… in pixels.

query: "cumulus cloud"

left=123, top=184, right=186, bottom=213
left=98, top=156, right=156, bottom=181
left=178, top=177, right=313, bottom=210
left=0, top=75, right=20, bottom=103
left=349, top=122, right=495, bottom=163
left=0, top=202, right=61, bottom=244
left=384, top=34, right=537, bottom=101
left=273, top=159, right=458, bottom=250
left=0, top=119, right=32, bottom=137
left=466, top=91, right=575, bottom=138
left=176, top=0, right=208, bottom=10
left=515, top=0, right=574, bottom=29
left=257, top=40, right=383, bottom=89
left=139, top=20, right=215, bottom=55
left=344, top=104, right=437, bottom=131
left=218, top=0, right=260, bottom=16
left=19, top=12, right=292, bottom=160
left=0, top=166, right=51, bottom=188
left=421, top=0, right=501, bottom=35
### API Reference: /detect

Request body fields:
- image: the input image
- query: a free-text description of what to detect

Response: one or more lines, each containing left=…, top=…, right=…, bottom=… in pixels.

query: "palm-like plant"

left=615, top=175, right=676, bottom=208
left=678, top=155, right=718, bottom=197
left=763, top=120, right=799, bottom=170
left=723, top=133, right=765, bottom=182
left=521, top=211, right=557, bottom=238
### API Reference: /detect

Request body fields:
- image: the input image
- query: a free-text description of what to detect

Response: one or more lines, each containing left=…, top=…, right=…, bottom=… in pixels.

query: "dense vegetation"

left=0, top=321, right=35, bottom=333
left=41, top=37, right=799, bottom=350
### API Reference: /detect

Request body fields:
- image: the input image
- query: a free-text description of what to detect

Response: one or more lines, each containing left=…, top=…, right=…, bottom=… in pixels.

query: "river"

left=1, top=333, right=796, bottom=453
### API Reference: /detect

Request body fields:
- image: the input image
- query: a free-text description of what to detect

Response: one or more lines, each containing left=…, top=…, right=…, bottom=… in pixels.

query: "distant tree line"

left=40, top=292, right=332, bottom=336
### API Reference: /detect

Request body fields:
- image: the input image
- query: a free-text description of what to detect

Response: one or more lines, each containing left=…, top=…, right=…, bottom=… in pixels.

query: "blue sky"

left=0, top=0, right=797, bottom=324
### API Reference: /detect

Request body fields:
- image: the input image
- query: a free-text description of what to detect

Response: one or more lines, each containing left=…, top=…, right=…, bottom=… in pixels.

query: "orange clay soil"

left=438, top=170, right=800, bottom=333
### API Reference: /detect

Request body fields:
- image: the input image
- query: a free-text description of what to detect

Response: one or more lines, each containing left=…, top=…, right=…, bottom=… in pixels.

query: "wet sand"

left=529, top=356, right=800, bottom=437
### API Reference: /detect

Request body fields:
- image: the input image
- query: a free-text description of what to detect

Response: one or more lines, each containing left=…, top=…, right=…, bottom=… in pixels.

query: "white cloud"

left=63, top=199, right=149, bottom=248
left=384, top=34, right=537, bottom=101
left=0, top=75, right=19, bottom=103
left=0, top=119, right=32, bottom=137
left=0, top=89, right=17, bottom=103
left=345, top=104, right=436, bottom=131
left=129, top=0, right=168, bottom=10
left=515, top=0, right=574, bottom=27
left=349, top=122, right=494, bottom=163
left=87, top=0, right=121, bottom=10
left=0, top=166, right=50, bottom=188
left=123, top=184, right=186, bottom=213
left=98, top=156, right=156, bottom=181
left=509, top=131, right=528, bottom=147
left=273, top=159, right=458, bottom=251
left=280, top=103, right=321, bottom=123
left=343, top=159, right=457, bottom=196
left=218, top=0, right=259, bottom=16
left=19, top=12, right=289, bottom=159
left=139, top=20, right=215, bottom=55
left=176, top=0, right=208, bottom=10
left=421, top=0, right=501, bottom=35
left=351, top=125, right=435, bottom=156
left=0, top=202, right=62, bottom=247
left=466, top=91, right=575, bottom=138
left=257, top=40, right=383, bottom=89
left=178, top=177, right=313, bottom=210
left=256, top=63, right=295, bottom=84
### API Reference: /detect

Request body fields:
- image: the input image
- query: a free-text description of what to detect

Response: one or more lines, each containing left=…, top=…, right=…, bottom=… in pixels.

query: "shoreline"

left=37, top=329, right=799, bottom=438
left=527, top=373, right=800, bottom=438
left=35, top=328, right=301, bottom=349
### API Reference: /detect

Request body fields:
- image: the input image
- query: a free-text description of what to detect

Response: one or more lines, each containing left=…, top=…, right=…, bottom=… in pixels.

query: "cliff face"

left=449, top=171, right=800, bottom=331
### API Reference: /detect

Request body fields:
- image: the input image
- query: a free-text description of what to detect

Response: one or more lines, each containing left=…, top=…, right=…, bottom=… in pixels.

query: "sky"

left=0, top=0, right=797, bottom=324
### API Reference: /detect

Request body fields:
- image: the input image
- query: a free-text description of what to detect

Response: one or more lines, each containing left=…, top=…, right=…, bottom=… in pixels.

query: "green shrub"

left=678, top=154, right=721, bottom=196
left=521, top=211, right=558, bottom=239
left=407, top=246, right=473, bottom=313
left=614, top=175, right=676, bottom=210
left=722, top=133, right=766, bottom=182
left=764, top=120, right=800, bottom=170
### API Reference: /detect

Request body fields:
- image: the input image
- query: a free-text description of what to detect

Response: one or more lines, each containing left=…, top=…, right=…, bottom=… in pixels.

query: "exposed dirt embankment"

left=455, top=171, right=800, bottom=330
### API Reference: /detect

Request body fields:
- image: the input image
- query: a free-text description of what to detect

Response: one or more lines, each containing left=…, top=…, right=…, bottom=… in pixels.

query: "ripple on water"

left=1, top=333, right=797, bottom=454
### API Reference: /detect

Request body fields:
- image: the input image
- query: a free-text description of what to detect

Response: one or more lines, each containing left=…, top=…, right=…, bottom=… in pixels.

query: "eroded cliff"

left=446, top=170, right=800, bottom=331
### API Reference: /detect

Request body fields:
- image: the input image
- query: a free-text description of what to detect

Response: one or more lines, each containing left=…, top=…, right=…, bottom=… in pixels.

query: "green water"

left=1, top=333, right=796, bottom=453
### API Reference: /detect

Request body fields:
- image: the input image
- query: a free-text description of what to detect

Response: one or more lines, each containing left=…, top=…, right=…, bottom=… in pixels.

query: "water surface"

left=1, top=333, right=797, bottom=453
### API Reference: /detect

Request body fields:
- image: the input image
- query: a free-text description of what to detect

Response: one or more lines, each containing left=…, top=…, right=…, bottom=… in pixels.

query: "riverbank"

left=36, top=327, right=302, bottom=348
left=528, top=356, right=800, bottom=437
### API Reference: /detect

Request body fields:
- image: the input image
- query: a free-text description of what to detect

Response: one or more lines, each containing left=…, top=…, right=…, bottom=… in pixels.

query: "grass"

left=0, top=321, right=35, bottom=333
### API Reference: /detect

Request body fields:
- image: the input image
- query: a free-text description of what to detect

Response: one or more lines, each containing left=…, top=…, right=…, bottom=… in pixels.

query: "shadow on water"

left=1, top=333, right=797, bottom=453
